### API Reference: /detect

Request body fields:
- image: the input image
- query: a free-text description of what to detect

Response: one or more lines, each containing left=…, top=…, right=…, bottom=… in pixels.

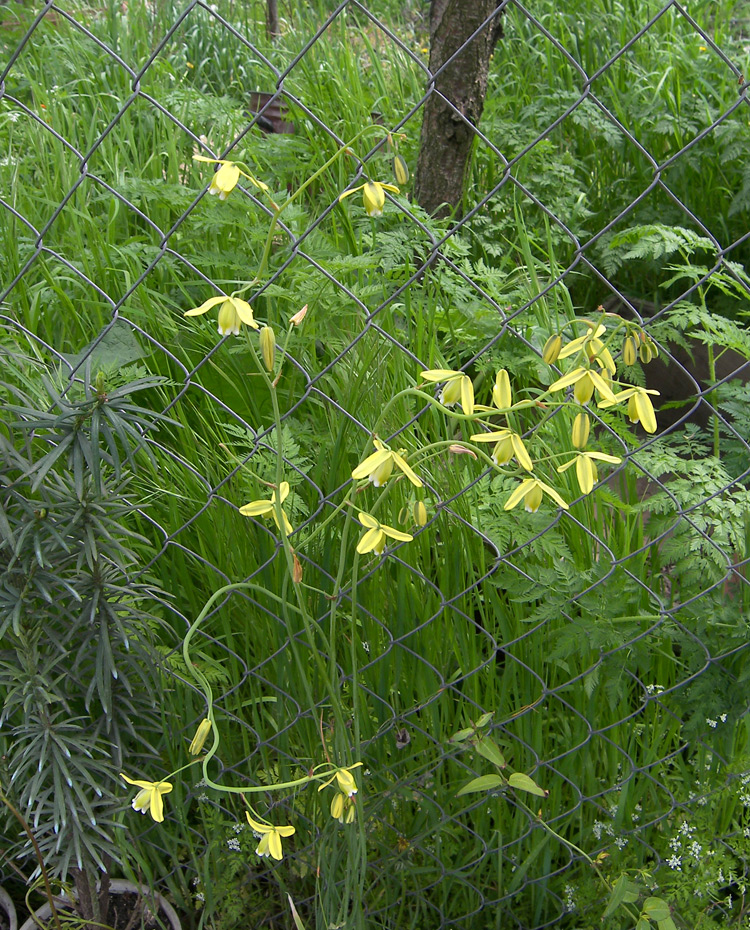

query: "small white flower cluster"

left=706, top=713, right=728, bottom=729
left=227, top=837, right=241, bottom=852
left=563, top=883, right=576, bottom=913
left=738, top=772, right=750, bottom=807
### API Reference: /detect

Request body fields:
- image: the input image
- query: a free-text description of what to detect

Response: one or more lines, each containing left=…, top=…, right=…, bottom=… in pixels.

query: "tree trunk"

left=414, top=0, right=504, bottom=218
left=266, top=0, right=279, bottom=39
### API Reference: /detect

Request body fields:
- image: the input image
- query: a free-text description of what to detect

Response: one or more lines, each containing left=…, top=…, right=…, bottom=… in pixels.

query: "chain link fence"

left=1, top=1, right=750, bottom=928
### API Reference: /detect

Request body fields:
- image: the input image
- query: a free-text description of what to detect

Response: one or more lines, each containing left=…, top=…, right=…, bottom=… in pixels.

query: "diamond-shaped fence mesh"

left=1, top=1, right=750, bottom=928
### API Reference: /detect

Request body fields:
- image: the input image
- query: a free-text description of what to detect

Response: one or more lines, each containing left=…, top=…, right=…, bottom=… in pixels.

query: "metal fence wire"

left=1, top=1, right=750, bottom=928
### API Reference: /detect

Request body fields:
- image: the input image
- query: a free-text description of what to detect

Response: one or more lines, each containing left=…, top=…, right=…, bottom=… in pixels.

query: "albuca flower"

left=492, top=369, right=512, bottom=410
left=421, top=369, right=474, bottom=416
left=548, top=367, right=616, bottom=405
left=339, top=180, right=400, bottom=217
left=245, top=813, right=295, bottom=861
left=185, top=295, right=259, bottom=336
left=599, top=387, right=659, bottom=434
left=240, top=482, right=293, bottom=536
left=120, top=773, right=173, bottom=823
left=558, top=323, right=616, bottom=374
left=557, top=451, right=622, bottom=495
left=318, top=763, right=363, bottom=797
left=356, top=511, right=413, bottom=555
left=194, top=155, right=270, bottom=201
left=470, top=428, right=533, bottom=471
left=331, top=789, right=356, bottom=824
left=504, top=478, right=569, bottom=513
left=352, top=438, right=422, bottom=487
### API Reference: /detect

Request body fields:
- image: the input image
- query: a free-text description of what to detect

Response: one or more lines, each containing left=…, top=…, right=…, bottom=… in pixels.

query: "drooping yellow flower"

left=420, top=369, right=474, bottom=416
left=470, top=428, right=533, bottom=471
left=240, top=482, right=293, bottom=536
left=330, top=789, right=356, bottom=824
left=557, top=451, right=622, bottom=495
left=352, top=438, right=422, bottom=488
left=492, top=369, right=512, bottom=410
left=184, top=295, right=259, bottom=336
left=245, top=812, right=295, bottom=861
left=188, top=718, right=212, bottom=756
left=193, top=155, right=270, bottom=201
left=317, top=763, right=363, bottom=796
left=356, top=512, right=412, bottom=555
left=599, top=387, right=659, bottom=434
left=548, top=367, right=616, bottom=405
left=120, top=773, right=173, bottom=823
left=542, top=333, right=563, bottom=364
left=339, top=180, right=400, bottom=217
left=504, top=478, right=568, bottom=513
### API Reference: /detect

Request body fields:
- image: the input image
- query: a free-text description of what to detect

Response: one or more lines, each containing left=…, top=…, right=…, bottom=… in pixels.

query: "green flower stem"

left=244, top=332, right=357, bottom=774
left=250, top=126, right=392, bottom=285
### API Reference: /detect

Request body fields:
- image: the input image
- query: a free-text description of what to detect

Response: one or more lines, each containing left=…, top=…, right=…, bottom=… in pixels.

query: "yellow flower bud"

left=623, top=335, right=637, bottom=367
left=413, top=500, right=428, bottom=527
left=542, top=334, right=562, bottom=364
left=290, top=304, right=308, bottom=326
left=492, top=369, right=512, bottom=410
left=188, top=718, right=212, bottom=755
left=393, top=155, right=409, bottom=186
left=572, top=412, right=590, bottom=450
left=260, top=325, right=276, bottom=372
left=639, top=338, right=653, bottom=364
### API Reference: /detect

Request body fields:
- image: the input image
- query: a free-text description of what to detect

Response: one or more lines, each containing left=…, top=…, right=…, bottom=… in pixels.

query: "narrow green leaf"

left=475, top=736, right=506, bottom=769
left=450, top=727, right=476, bottom=743
left=657, top=918, right=677, bottom=930
left=507, top=772, right=549, bottom=798
left=456, top=774, right=506, bottom=797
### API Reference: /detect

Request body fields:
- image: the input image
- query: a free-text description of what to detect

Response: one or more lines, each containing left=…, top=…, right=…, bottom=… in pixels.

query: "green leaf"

left=603, top=874, right=630, bottom=919
left=657, top=919, right=677, bottom=930
left=635, top=919, right=651, bottom=930
left=449, top=727, right=476, bottom=743
left=642, top=898, right=671, bottom=921
left=287, top=894, right=306, bottom=930
left=456, top=774, right=506, bottom=797
left=475, top=737, right=506, bottom=769
left=474, top=712, right=493, bottom=729
left=507, top=772, right=549, bottom=798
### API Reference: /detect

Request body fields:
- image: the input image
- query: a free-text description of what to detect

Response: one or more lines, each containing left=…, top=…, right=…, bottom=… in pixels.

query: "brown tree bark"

left=414, top=0, right=504, bottom=218
left=266, top=0, right=279, bottom=39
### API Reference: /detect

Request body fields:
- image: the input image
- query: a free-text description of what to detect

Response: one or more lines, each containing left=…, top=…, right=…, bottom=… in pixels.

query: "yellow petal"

left=493, top=369, right=512, bottom=409
left=357, top=512, right=379, bottom=529
left=232, top=298, right=258, bottom=328
left=391, top=450, right=422, bottom=487
left=184, top=295, right=227, bottom=317
left=576, top=455, right=596, bottom=494
left=352, top=449, right=391, bottom=481
left=239, top=500, right=274, bottom=517
left=511, top=434, right=533, bottom=472
left=460, top=375, right=474, bottom=416
left=504, top=479, right=535, bottom=511
left=634, top=391, right=657, bottom=433
left=357, top=527, right=383, bottom=554
left=381, top=524, right=414, bottom=543
left=420, top=369, right=460, bottom=382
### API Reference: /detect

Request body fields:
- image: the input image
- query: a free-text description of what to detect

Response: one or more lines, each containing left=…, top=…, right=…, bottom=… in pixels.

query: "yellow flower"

left=623, top=335, right=638, bottom=367
left=599, top=387, right=659, bottom=433
left=356, top=512, right=413, bottom=555
left=504, top=478, right=568, bottom=513
left=331, top=789, right=356, bottom=824
left=184, top=295, right=259, bottom=336
left=193, top=155, right=270, bottom=201
left=352, top=438, right=422, bottom=488
left=318, top=763, right=363, bottom=796
left=470, top=428, right=533, bottom=471
left=240, top=482, right=293, bottom=536
left=548, top=367, right=616, bottom=405
left=339, top=180, right=400, bottom=217
left=557, top=451, right=621, bottom=495
left=188, top=718, right=212, bottom=755
left=420, top=369, right=474, bottom=415
left=558, top=323, right=616, bottom=375
left=492, top=369, right=512, bottom=410
left=245, top=813, right=295, bottom=861
left=413, top=500, right=428, bottom=526
left=120, top=773, right=173, bottom=823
